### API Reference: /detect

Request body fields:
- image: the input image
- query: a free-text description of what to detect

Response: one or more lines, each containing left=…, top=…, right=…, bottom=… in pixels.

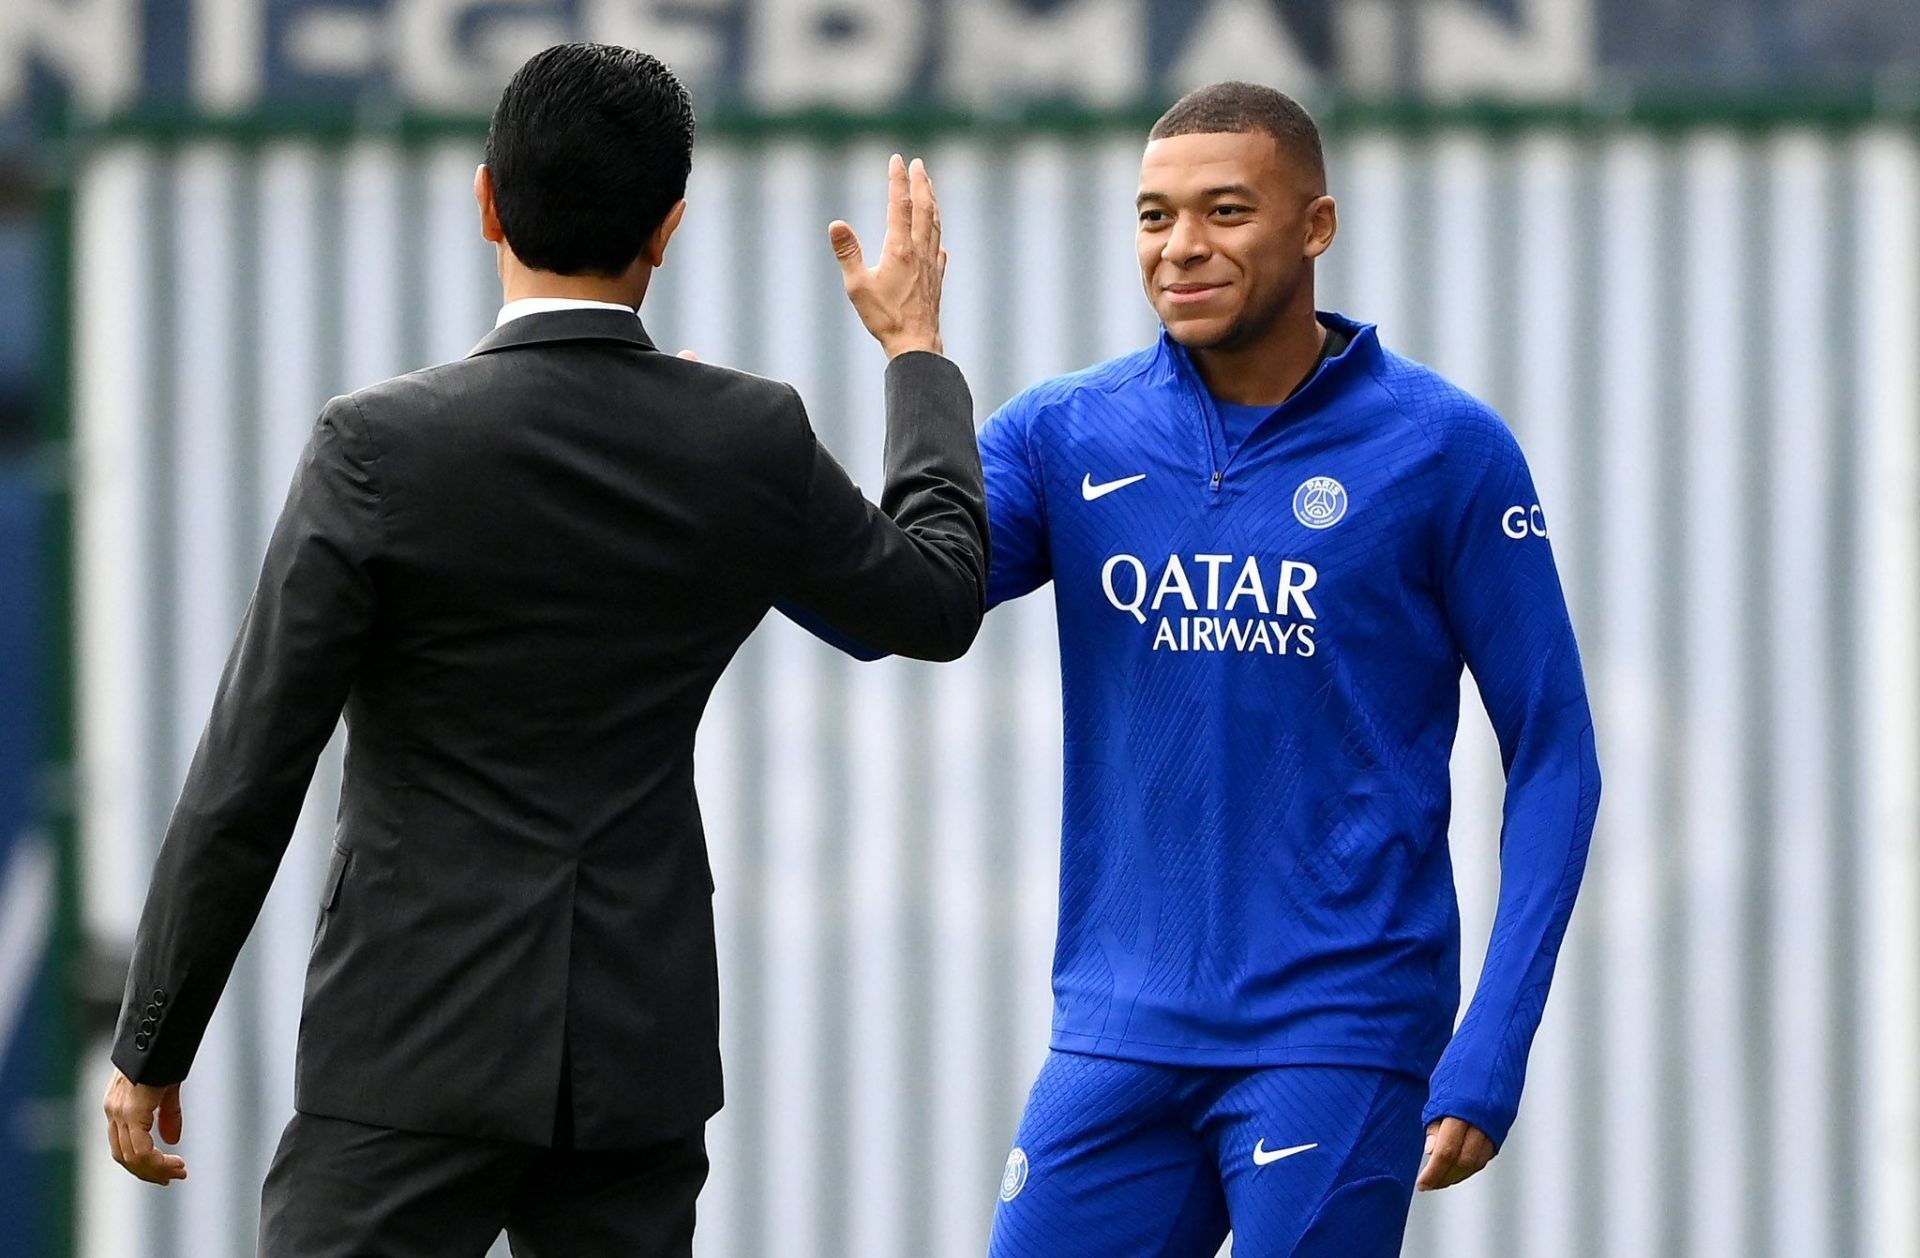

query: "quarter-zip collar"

left=1153, top=312, right=1381, bottom=492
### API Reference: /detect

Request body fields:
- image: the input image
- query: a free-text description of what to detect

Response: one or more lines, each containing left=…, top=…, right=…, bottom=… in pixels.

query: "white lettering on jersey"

left=1105, top=554, right=1322, bottom=656
left=1503, top=504, right=1548, bottom=539
left=1102, top=554, right=1149, bottom=624
left=1194, top=554, right=1234, bottom=607
left=1225, top=556, right=1270, bottom=614
left=1148, top=616, right=1316, bottom=656
left=1276, top=560, right=1319, bottom=620
left=1152, top=554, right=1198, bottom=612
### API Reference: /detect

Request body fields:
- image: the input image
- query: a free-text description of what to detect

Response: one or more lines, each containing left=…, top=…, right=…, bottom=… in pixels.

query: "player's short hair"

left=1149, top=82, right=1326, bottom=191
left=485, top=43, right=696, bottom=277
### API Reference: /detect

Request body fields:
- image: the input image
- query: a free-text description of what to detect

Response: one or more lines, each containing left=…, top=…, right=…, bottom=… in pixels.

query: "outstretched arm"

left=781, top=371, right=1055, bottom=660
left=779, top=155, right=992, bottom=661
left=780, top=353, right=988, bottom=661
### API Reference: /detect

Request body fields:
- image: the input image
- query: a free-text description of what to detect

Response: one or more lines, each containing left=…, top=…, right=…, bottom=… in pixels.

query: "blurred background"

left=4, top=1, right=1920, bottom=1255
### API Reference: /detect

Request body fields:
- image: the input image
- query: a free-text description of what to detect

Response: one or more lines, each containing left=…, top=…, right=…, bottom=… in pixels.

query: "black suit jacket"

left=112, top=310, right=987, bottom=1147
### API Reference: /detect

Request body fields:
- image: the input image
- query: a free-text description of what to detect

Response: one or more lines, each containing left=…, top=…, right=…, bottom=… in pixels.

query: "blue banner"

left=0, top=467, right=52, bottom=1253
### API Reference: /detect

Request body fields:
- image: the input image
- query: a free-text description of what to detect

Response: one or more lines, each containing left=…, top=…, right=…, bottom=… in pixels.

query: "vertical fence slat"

left=74, top=140, right=159, bottom=1258
left=168, top=142, right=249, bottom=1258
left=1506, top=128, right=1587, bottom=1258
left=1592, top=132, right=1663, bottom=1258
left=1677, top=130, right=1759, bottom=1258
left=1855, top=127, right=1920, bottom=1258
left=1764, top=129, right=1838, bottom=1258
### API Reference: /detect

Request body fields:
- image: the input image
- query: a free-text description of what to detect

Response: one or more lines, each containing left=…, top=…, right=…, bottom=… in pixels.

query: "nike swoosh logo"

left=1252, top=1140, right=1318, bottom=1166
left=1082, top=473, right=1147, bottom=501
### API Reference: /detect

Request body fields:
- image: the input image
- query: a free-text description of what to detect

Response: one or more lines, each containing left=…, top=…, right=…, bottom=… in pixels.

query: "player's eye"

left=1138, top=209, right=1169, bottom=226
left=1212, top=205, right=1253, bottom=220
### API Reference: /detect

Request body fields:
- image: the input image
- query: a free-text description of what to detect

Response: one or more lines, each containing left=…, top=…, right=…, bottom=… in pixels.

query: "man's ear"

left=644, top=200, right=689, bottom=268
left=476, top=164, right=506, bottom=244
left=1304, top=194, right=1337, bottom=260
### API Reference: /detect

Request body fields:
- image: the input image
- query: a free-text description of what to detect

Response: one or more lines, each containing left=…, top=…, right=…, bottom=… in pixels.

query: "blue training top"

left=975, top=313, right=1601, bottom=1147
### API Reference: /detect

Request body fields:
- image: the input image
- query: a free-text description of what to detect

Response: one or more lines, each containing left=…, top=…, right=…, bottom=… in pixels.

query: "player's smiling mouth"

left=1163, top=282, right=1228, bottom=305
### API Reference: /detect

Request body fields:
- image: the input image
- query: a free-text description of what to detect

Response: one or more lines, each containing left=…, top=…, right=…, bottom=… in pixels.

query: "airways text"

left=1102, top=553, right=1322, bottom=657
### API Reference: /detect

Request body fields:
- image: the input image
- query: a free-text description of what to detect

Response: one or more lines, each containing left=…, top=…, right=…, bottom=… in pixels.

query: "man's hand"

left=830, top=154, right=947, bottom=359
left=1416, top=1116, right=1494, bottom=1191
left=103, top=1069, right=188, bottom=1186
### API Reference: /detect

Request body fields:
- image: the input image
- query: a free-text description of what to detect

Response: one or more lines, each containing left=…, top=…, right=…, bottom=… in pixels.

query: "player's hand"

left=1416, top=1116, right=1494, bottom=1191
left=830, top=154, right=946, bottom=359
left=103, top=1069, right=188, bottom=1186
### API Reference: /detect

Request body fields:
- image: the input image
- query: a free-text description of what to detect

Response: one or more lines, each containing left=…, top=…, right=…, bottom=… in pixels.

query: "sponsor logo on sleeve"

left=1502, top=504, right=1549, bottom=539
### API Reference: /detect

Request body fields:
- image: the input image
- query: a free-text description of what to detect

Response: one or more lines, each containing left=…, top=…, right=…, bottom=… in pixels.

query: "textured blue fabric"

left=1211, top=399, right=1276, bottom=460
left=976, top=313, right=1601, bottom=1148
left=987, top=1053, right=1424, bottom=1258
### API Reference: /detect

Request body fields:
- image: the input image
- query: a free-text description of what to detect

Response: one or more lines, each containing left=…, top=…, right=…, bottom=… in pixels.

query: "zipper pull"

left=1211, top=470, right=1223, bottom=490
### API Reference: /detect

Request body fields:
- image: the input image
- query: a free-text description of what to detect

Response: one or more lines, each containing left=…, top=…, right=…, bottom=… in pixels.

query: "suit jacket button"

left=139, top=1018, right=156, bottom=1033
left=134, top=1035, right=150, bottom=1051
left=151, top=989, right=168, bottom=1006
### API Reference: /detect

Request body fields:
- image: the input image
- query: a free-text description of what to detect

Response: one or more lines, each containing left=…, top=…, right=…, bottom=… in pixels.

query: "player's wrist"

left=882, top=331, right=942, bottom=358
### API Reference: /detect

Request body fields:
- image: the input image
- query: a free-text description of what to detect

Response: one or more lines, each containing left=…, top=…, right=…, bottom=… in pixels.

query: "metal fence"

left=65, top=112, right=1920, bottom=1258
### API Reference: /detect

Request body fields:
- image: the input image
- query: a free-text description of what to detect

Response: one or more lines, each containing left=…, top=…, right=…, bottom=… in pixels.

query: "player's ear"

left=475, top=164, right=506, bottom=245
left=1304, top=195, right=1337, bottom=260
left=644, top=199, right=689, bottom=268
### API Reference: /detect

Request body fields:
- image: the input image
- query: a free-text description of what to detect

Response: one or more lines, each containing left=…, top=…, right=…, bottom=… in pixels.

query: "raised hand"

left=829, top=154, right=947, bottom=359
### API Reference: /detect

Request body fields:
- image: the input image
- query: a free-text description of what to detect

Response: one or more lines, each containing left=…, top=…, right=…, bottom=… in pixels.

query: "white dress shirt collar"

left=494, top=297, right=639, bottom=328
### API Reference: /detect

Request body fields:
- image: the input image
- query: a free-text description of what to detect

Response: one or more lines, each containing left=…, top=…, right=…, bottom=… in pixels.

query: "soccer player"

left=804, top=81, right=1601, bottom=1254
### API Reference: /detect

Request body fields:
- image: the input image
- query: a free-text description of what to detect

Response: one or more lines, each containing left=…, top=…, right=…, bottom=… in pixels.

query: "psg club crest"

left=1000, top=1148, right=1030, bottom=1202
left=1292, top=476, right=1349, bottom=530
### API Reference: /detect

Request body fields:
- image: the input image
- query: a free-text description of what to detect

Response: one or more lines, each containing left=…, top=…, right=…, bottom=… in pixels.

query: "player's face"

left=1135, top=131, right=1334, bottom=351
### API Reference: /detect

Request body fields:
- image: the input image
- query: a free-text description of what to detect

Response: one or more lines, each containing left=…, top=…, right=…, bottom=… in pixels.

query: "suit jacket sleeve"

left=112, top=395, right=382, bottom=1086
left=780, top=351, right=989, bottom=662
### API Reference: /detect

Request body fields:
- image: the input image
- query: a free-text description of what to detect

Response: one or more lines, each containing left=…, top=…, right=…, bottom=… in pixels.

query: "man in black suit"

left=100, top=43, right=986, bottom=1257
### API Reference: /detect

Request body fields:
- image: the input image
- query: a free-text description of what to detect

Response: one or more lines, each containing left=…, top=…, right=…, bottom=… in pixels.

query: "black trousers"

left=258, top=1112, right=709, bottom=1258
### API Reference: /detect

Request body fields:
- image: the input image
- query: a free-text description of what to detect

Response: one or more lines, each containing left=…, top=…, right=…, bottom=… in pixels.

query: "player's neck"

left=497, top=248, right=652, bottom=311
left=1190, top=304, right=1327, bottom=407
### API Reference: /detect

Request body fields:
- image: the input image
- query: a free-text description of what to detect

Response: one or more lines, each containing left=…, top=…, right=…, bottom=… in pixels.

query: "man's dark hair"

left=1149, top=81, right=1326, bottom=190
left=485, top=43, right=696, bottom=276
